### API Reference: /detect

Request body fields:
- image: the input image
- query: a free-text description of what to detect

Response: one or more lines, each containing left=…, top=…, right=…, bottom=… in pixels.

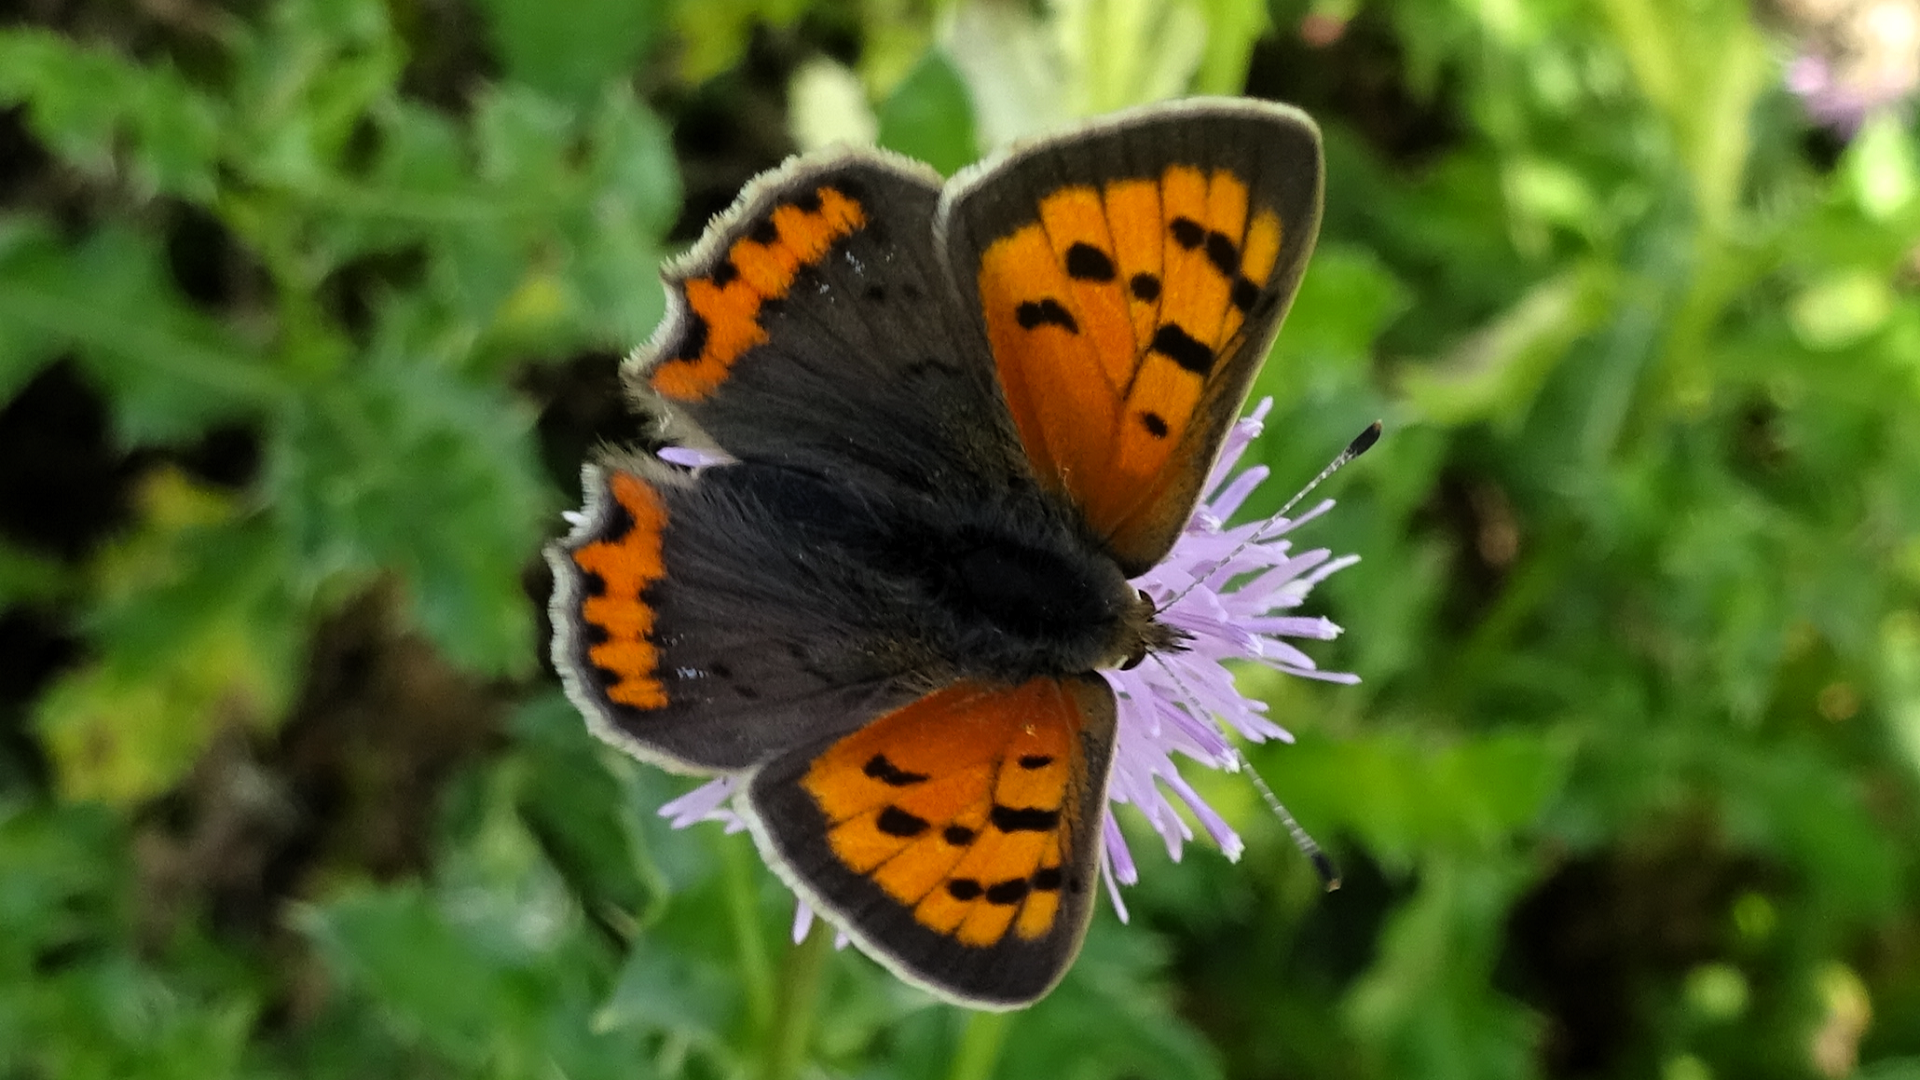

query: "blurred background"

left=2, top=0, right=1919, bottom=1076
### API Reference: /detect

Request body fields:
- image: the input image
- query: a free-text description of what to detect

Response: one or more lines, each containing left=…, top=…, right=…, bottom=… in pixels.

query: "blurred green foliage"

left=2, top=0, right=1918, bottom=1077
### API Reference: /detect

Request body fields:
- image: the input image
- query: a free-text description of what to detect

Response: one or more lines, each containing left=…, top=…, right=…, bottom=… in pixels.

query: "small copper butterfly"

left=548, top=97, right=1324, bottom=1008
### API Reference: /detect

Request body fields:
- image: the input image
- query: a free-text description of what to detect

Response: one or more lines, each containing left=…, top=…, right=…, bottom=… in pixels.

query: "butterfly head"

left=1117, top=589, right=1188, bottom=671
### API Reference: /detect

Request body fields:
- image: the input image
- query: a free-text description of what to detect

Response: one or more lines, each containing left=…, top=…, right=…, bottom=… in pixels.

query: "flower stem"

left=721, top=835, right=775, bottom=1033
left=947, top=1009, right=1012, bottom=1080
left=763, top=920, right=833, bottom=1080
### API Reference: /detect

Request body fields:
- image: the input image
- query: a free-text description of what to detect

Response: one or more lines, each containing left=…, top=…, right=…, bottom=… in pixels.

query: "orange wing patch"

left=569, top=472, right=670, bottom=710
left=800, top=678, right=1093, bottom=947
left=651, top=185, right=868, bottom=402
left=977, top=165, right=1286, bottom=556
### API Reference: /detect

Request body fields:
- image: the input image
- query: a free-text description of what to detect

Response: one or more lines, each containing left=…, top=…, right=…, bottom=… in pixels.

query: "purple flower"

left=1094, top=398, right=1358, bottom=919
left=1783, top=1, right=1920, bottom=135
left=654, top=400, right=1359, bottom=937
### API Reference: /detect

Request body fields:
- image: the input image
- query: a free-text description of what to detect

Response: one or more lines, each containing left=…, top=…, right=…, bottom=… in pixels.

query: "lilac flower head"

left=1095, top=398, right=1358, bottom=919
left=654, top=400, right=1359, bottom=936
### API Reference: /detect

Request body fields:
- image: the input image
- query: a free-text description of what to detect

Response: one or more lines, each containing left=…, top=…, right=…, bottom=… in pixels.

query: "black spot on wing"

left=948, top=878, right=984, bottom=900
left=1065, top=242, right=1116, bottom=281
left=1170, top=217, right=1205, bottom=249
left=1017, top=754, right=1054, bottom=770
left=601, top=501, right=636, bottom=542
left=1204, top=231, right=1240, bottom=278
left=792, top=190, right=823, bottom=213
left=864, top=754, right=929, bottom=786
left=1140, top=411, right=1169, bottom=439
left=1130, top=272, right=1161, bottom=302
left=708, top=259, right=739, bottom=289
left=1032, top=866, right=1063, bottom=891
left=674, top=312, right=709, bottom=362
left=877, top=806, right=930, bottom=837
left=985, top=878, right=1031, bottom=905
left=1016, top=299, right=1078, bottom=333
left=943, top=825, right=977, bottom=846
left=990, top=805, right=1061, bottom=833
left=1151, top=323, right=1215, bottom=376
left=747, top=217, right=779, bottom=245
left=1230, top=276, right=1261, bottom=313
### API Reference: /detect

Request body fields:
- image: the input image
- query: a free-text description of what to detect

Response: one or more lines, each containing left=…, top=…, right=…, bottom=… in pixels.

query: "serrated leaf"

left=268, top=328, right=545, bottom=674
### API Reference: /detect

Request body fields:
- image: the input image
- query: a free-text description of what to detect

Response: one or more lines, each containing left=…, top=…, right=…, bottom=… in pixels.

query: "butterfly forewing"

left=939, top=100, right=1324, bottom=575
left=633, top=152, right=1028, bottom=498
left=744, top=675, right=1117, bottom=1008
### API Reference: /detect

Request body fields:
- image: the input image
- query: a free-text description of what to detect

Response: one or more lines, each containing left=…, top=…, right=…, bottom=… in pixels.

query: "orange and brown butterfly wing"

left=938, top=99, right=1324, bottom=575
left=743, top=675, right=1117, bottom=1009
left=547, top=459, right=929, bottom=774
left=633, top=150, right=1030, bottom=497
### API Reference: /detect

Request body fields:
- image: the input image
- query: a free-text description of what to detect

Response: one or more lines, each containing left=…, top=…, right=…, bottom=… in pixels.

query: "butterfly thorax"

left=888, top=495, right=1173, bottom=682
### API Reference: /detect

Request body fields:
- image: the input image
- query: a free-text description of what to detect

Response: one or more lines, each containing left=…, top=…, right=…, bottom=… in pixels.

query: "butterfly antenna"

left=1234, top=744, right=1340, bottom=891
left=1147, top=654, right=1340, bottom=891
left=1164, top=421, right=1382, bottom=609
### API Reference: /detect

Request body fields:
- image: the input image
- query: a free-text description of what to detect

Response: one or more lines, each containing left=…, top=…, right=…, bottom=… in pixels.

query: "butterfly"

left=547, top=97, right=1324, bottom=1009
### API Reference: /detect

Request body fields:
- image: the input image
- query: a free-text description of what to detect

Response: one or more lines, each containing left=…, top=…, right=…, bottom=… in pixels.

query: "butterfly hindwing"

left=938, top=99, right=1324, bottom=575
left=634, top=151, right=1029, bottom=498
left=547, top=460, right=928, bottom=772
left=744, top=675, right=1117, bottom=1008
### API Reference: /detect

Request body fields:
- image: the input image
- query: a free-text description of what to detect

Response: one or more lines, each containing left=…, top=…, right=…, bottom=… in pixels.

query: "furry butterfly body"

left=549, top=97, right=1324, bottom=1007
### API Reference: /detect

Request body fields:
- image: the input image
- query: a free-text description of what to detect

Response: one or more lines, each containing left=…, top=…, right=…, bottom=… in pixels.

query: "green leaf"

left=1790, top=268, right=1895, bottom=351
left=1000, top=918, right=1223, bottom=1080
left=1257, top=732, right=1573, bottom=864
left=35, top=473, right=300, bottom=804
left=1402, top=264, right=1615, bottom=428
left=1191, top=0, right=1268, bottom=95
left=474, top=0, right=661, bottom=108
left=0, top=223, right=282, bottom=443
left=876, top=51, right=979, bottom=177
left=672, top=0, right=808, bottom=84
left=299, top=884, right=511, bottom=1063
left=510, top=695, right=659, bottom=930
left=0, top=29, right=223, bottom=201
left=1344, top=857, right=1540, bottom=1080
left=1847, top=115, right=1919, bottom=221
left=268, top=330, right=546, bottom=675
